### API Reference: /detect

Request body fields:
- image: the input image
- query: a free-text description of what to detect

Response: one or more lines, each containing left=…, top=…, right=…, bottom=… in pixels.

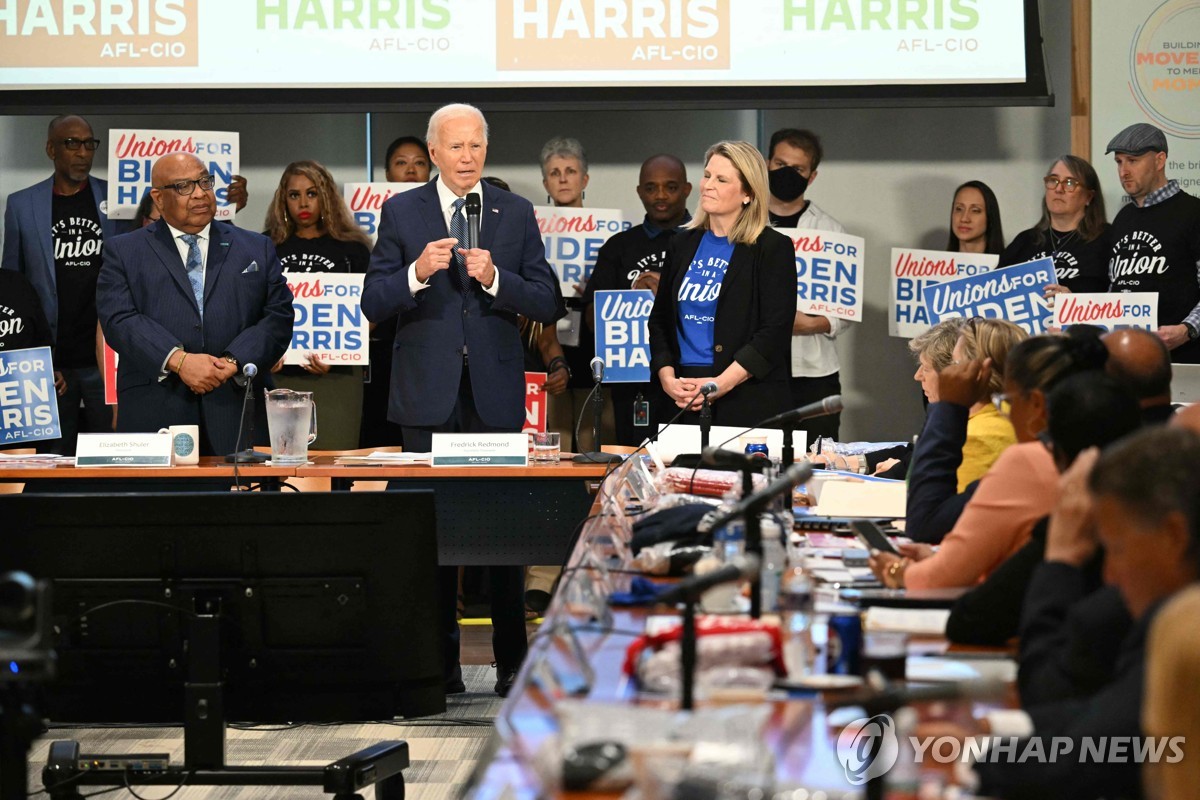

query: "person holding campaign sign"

left=765, top=128, right=847, bottom=441
left=1104, top=123, right=1200, bottom=364
left=946, top=180, right=1005, bottom=255
left=0, top=270, right=56, bottom=452
left=648, top=141, right=794, bottom=428
left=584, top=154, right=692, bottom=447
left=3, top=114, right=118, bottom=454
left=264, top=160, right=372, bottom=450
left=1000, top=155, right=1110, bottom=295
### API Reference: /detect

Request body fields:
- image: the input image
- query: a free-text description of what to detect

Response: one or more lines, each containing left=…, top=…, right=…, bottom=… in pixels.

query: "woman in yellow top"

left=952, top=317, right=1027, bottom=490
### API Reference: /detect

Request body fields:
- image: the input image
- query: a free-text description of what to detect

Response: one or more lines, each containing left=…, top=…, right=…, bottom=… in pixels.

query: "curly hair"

left=264, top=160, right=370, bottom=250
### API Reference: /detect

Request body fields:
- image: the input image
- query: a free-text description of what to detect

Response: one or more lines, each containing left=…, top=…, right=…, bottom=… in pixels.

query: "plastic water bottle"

left=759, top=516, right=787, bottom=613
left=779, top=563, right=815, bottom=678
left=711, top=491, right=746, bottom=564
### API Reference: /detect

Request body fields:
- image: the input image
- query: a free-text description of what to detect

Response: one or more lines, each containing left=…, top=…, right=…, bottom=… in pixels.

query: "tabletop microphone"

left=464, top=192, right=482, bottom=250
left=762, top=394, right=843, bottom=427
left=700, top=381, right=719, bottom=397
left=590, top=356, right=605, bottom=384
left=655, top=553, right=761, bottom=605
left=698, top=461, right=814, bottom=534
left=233, top=361, right=258, bottom=388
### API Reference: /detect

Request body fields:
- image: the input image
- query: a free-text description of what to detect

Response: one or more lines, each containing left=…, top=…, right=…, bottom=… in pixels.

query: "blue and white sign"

left=889, top=248, right=998, bottom=338
left=777, top=228, right=866, bottom=323
left=0, top=346, right=61, bottom=445
left=534, top=207, right=630, bottom=294
left=594, top=289, right=653, bottom=383
left=107, top=129, right=240, bottom=221
left=1053, top=292, right=1158, bottom=333
left=284, top=273, right=368, bottom=366
left=922, top=258, right=1055, bottom=335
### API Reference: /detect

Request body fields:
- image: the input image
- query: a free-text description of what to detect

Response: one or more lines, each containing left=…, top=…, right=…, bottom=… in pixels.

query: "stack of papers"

left=334, top=451, right=431, bottom=464
left=0, top=453, right=69, bottom=468
left=863, top=607, right=951, bottom=635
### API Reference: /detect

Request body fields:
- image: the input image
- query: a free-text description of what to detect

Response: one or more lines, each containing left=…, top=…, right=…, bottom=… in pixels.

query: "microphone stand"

left=681, top=596, right=698, bottom=711
left=781, top=424, right=797, bottom=468
left=698, top=394, right=713, bottom=450
left=573, top=372, right=622, bottom=464
left=225, top=368, right=267, bottom=464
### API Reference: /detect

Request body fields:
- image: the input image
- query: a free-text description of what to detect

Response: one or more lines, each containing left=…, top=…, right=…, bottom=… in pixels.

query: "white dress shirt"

left=407, top=177, right=501, bottom=298
left=787, top=201, right=849, bottom=378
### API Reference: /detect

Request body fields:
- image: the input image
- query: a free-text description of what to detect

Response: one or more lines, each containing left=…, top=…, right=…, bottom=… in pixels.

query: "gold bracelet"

left=176, top=351, right=189, bottom=373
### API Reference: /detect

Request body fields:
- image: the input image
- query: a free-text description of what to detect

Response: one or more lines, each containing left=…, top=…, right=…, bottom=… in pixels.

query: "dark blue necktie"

left=449, top=197, right=470, bottom=292
left=180, top=233, right=204, bottom=317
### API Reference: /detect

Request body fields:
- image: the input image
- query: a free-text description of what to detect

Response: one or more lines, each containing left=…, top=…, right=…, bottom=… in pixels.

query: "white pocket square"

left=242, top=261, right=259, bottom=273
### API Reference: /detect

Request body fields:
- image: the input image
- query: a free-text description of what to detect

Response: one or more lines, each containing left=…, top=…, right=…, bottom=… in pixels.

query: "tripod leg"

left=375, top=773, right=405, bottom=800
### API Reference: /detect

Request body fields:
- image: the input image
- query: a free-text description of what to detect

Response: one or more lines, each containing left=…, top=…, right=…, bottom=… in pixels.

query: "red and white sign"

left=102, top=338, right=118, bottom=405
left=523, top=371, right=547, bottom=434
left=1053, top=292, right=1158, bottom=333
left=344, top=182, right=420, bottom=244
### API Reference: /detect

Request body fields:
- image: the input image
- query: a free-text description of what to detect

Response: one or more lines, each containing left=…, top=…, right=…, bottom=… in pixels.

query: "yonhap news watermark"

left=836, top=713, right=1186, bottom=787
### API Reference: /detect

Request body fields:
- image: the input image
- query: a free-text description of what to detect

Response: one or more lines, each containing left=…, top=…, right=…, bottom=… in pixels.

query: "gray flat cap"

left=1105, top=123, right=1168, bottom=155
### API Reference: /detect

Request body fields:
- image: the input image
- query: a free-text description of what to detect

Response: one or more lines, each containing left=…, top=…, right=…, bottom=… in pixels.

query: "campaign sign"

left=0, top=346, right=61, bottom=445
left=594, top=289, right=653, bottom=383
left=344, top=182, right=420, bottom=244
left=108, top=129, right=240, bottom=220
left=102, top=337, right=118, bottom=405
left=284, top=274, right=369, bottom=366
left=776, top=228, right=866, bottom=323
left=922, top=258, right=1055, bottom=335
left=534, top=206, right=629, bottom=294
left=1053, top=292, right=1159, bottom=333
left=889, top=248, right=999, bottom=338
left=524, top=372, right=548, bottom=434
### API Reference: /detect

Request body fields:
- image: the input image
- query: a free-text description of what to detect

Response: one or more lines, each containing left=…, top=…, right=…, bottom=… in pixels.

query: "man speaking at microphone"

left=97, top=152, right=293, bottom=455
left=362, top=103, right=561, bottom=697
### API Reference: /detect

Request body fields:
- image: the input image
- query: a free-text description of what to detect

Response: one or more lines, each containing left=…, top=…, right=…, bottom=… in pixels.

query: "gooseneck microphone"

left=762, top=394, right=844, bottom=427
left=655, top=553, right=761, bottom=605
left=700, top=381, right=719, bottom=397
left=573, top=357, right=622, bottom=463
left=697, top=461, right=814, bottom=534
left=464, top=192, right=481, bottom=251
left=225, top=362, right=268, bottom=466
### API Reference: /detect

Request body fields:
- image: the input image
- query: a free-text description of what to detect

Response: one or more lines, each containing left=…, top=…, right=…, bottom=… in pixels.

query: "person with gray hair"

left=362, top=102, right=560, bottom=698
left=540, top=135, right=588, bottom=207
left=1105, top=122, right=1200, bottom=363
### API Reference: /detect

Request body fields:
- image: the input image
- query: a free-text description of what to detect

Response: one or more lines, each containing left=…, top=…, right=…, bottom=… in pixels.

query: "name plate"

left=76, top=433, right=174, bottom=467
left=431, top=433, right=528, bottom=467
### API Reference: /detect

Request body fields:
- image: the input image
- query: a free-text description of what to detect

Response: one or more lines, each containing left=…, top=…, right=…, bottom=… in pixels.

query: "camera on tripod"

left=0, top=570, right=54, bottom=684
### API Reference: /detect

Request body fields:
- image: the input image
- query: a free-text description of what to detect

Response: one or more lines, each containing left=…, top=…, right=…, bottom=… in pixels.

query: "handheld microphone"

left=590, top=356, right=605, bottom=384
left=655, top=553, right=761, bottom=605
left=762, top=394, right=843, bottom=427
left=698, top=461, right=814, bottom=534
left=464, top=192, right=482, bottom=250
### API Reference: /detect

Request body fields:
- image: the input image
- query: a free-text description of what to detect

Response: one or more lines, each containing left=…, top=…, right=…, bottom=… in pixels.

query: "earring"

left=547, top=194, right=552, bottom=204
left=582, top=191, right=586, bottom=200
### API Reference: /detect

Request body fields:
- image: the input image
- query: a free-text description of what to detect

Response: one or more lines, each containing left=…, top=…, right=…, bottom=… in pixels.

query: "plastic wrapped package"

left=657, top=468, right=768, bottom=498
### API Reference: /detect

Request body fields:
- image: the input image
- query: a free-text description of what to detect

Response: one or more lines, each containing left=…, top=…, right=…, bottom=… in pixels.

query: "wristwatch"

left=222, top=353, right=239, bottom=368
left=1184, top=322, right=1199, bottom=341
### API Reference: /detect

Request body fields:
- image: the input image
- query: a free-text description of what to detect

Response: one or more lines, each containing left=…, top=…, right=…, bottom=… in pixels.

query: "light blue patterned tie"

left=180, top=233, right=204, bottom=317
left=449, top=197, right=470, bottom=292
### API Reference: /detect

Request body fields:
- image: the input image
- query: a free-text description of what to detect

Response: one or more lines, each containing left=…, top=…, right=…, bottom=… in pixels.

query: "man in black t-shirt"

left=582, top=154, right=691, bottom=446
left=3, top=114, right=118, bottom=453
left=1104, top=122, right=1200, bottom=364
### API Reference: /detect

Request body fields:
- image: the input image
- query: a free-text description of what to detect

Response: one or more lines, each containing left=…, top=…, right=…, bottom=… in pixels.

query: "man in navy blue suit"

left=97, top=153, right=293, bottom=456
left=2, top=114, right=119, bottom=453
left=362, top=103, right=561, bottom=697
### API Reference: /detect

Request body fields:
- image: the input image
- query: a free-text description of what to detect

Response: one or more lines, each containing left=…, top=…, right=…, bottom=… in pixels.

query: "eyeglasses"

left=991, top=392, right=1011, bottom=415
left=1043, top=176, right=1083, bottom=192
left=156, top=175, right=216, bottom=196
left=59, top=138, right=101, bottom=151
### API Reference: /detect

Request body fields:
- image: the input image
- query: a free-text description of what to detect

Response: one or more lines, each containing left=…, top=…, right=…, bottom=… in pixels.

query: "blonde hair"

left=957, top=318, right=1029, bottom=395
left=909, top=318, right=967, bottom=371
left=263, top=160, right=371, bottom=250
left=688, top=140, right=769, bottom=246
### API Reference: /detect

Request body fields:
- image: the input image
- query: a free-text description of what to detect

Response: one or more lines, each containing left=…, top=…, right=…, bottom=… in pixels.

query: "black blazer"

left=648, top=226, right=794, bottom=427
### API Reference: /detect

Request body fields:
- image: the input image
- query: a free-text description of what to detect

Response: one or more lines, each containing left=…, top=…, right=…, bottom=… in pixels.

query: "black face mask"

left=768, top=167, right=808, bottom=203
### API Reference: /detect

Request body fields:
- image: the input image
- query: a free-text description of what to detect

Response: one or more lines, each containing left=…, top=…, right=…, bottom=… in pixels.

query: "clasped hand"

left=415, top=237, right=495, bottom=287
left=179, top=354, right=237, bottom=395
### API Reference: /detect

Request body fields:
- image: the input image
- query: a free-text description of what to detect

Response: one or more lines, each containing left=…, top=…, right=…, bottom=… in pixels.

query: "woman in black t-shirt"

left=264, top=160, right=372, bottom=450
left=999, top=155, right=1110, bottom=295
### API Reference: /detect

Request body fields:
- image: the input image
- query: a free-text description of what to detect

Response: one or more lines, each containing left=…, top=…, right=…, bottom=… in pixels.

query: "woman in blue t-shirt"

left=647, top=140, right=796, bottom=428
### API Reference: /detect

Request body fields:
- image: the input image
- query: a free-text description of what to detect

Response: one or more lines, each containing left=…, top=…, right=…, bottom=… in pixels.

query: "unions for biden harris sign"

left=922, top=258, right=1055, bottom=335
left=107, top=129, right=240, bottom=221
left=889, top=248, right=998, bottom=338
left=284, top=274, right=368, bottom=366
left=776, top=228, right=866, bottom=323
left=0, top=346, right=61, bottom=445
left=594, top=289, right=653, bottom=383
left=535, top=207, right=630, bottom=294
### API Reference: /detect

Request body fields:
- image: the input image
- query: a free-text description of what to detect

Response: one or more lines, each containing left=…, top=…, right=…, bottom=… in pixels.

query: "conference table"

left=0, top=455, right=613, bottom=567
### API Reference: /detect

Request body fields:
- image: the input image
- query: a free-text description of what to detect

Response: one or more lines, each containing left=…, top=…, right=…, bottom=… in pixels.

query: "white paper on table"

left=650, top=424, right=806, bottom=462
left=812, top=479, right=906, bottom=518
left=906, top=656, right=1018, bottom=683
left=863, top=607, right=950, bottom=635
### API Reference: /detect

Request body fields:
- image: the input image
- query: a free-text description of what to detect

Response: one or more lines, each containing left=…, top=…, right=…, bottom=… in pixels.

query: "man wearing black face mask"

left=765, top=128, right=846, bottom=441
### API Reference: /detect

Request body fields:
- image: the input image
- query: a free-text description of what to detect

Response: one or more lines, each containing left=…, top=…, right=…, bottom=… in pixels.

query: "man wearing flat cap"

left=1105, top=122, right=1200, bottom=363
